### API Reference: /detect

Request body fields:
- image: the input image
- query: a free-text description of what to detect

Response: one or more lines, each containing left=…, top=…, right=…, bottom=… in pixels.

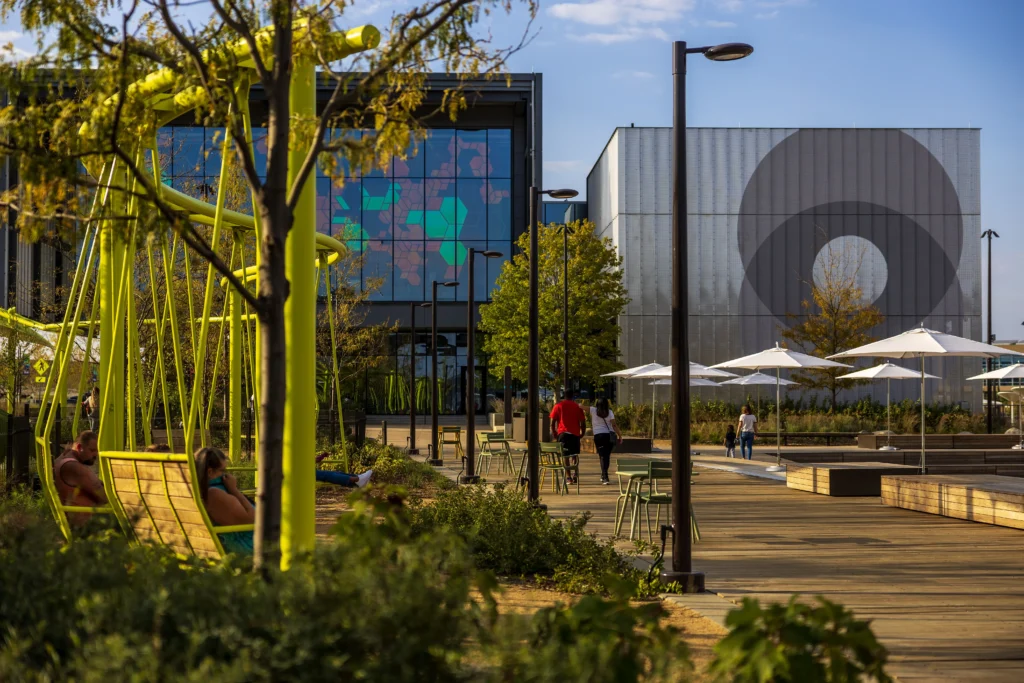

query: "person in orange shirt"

left=549, top=389, right=587, bottom=485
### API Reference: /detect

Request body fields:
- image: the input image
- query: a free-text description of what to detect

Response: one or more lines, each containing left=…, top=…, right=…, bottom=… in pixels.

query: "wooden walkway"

left=439, top=451, right=1024, bottom=682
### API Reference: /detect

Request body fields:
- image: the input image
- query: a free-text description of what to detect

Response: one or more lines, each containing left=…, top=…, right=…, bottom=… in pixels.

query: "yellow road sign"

left=33, top=359, right=50, bottom=375
left=34, top=375, right=47, bottom=383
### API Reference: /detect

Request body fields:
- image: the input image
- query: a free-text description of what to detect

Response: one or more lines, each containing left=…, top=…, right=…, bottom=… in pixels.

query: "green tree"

left=0, top=0, right=535, bottom=569
left=479, top=220, right=629, bottom=391
left=780, top=236, right=885, bottom=411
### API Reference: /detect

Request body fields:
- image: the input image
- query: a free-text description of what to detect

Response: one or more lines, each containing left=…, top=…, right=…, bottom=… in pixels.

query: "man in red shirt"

left=550, top=389, right=587, bottom=484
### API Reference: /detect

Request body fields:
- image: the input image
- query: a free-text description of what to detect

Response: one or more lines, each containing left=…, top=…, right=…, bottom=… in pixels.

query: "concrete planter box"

left=489, top=413, right=504, bottom=431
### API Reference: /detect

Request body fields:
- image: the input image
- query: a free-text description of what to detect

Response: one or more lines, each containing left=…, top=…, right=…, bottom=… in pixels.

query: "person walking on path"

left=550, top=389, right=587, bottom=485
left=724, top=424, right=737, bottom=458
left=86, top=387, right=100, bottom=432
left=737, top=405, right=757, bottom=460
left=590, top=397, right=623, bottom=484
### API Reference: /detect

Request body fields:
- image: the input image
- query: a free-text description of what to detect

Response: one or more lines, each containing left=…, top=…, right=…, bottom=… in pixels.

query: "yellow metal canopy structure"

left=34, top=23, right=380, bottom=566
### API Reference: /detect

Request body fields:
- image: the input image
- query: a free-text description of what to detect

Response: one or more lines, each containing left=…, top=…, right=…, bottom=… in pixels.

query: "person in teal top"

left=196, top=447, right=256, bottom=555
left=195, top=446, right=375, bottom=555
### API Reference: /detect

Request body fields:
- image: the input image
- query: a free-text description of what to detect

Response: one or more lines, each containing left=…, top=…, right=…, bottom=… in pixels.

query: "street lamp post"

left=426, top=280, right=458, bottom=466
left=662, top=40, right=752, bottom=593
left=982, top=230, right=999, bottom=433
left=563, top=223, right=570, bottom=396
left=409, top=302, right=418, bottom=455
left=527, top=186, right=578, bottom=504
left=462, top=248, right=503, bottom=484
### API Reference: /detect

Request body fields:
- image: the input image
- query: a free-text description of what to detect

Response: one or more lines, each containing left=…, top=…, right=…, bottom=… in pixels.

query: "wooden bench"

left=787, top=462, right=919, bottom=496
left=881, top=475, right=1024, bottom=530
left=99, top=450, right=253, bottom=559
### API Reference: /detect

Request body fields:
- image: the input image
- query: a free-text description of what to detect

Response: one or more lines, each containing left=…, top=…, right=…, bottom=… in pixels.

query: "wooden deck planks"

left=450, top=451, right=1024, bottom=681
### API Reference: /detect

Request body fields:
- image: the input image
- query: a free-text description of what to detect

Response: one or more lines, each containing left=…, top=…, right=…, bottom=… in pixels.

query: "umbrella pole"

left=651, top=383, right=656, bottom=443
left=920, top=355, right=926, bottom=474
left=775, top=367, right=781, bottom=467
left=887, top=378, right=891, bottom=449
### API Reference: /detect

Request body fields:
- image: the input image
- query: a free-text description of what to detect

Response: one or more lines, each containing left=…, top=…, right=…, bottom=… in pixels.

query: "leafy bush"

left=409, top=485, right=666, bottom=597
left=0, top=490, right=699, bottom=682
left=483, top=581, right=690, bottom=683
left=708, top=596, right=891, bottom=683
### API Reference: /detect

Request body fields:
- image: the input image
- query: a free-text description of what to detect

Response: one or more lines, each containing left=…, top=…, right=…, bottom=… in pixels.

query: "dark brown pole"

left=527, top=187, right=541, bottom=504
left=409, top=301, right=417, bottom=453
left=463, top=249, right=480, bottom=483
left=661, top=41, right=704, bottom=593
left=563, top=225, right=569, bottom=395
left=504, top=365, right=512, bottom=428
left=428, top=281, right=441, bottom=465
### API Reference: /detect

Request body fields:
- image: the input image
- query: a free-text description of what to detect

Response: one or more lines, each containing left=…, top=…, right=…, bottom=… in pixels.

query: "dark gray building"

left=587, top=127, right=982, bottom=407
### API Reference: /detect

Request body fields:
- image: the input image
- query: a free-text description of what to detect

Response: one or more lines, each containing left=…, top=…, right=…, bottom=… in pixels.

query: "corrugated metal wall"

left=587, top=127, right=982, bottom=408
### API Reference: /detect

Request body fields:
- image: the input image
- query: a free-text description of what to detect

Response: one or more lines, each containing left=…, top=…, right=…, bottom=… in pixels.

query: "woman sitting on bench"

left=196, top=447, right=256, bottom=554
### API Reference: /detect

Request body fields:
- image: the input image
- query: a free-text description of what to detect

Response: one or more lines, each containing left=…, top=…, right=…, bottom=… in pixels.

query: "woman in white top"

left=737, top=404, right=757, bottom=460
left=590, top=398, right=623, bottom=484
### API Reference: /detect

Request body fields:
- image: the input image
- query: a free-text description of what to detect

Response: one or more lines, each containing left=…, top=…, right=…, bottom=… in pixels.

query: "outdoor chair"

left=437, top=426, right=464, bottom=463
left=539, top=442, right=568, bottom=494
left=482, top=431, right=515, bottom=475
left=636, top=461, right=700, bottom=544
left=99, top=450, right=253, bottom=560
left=613, top=458, right=650, bottom=537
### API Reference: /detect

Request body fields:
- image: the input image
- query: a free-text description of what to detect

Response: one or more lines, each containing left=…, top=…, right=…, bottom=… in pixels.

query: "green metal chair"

left=539, top=442, right=568, bottom=494
left=636, top=461, right=700, bottom=544
left=483, top=431, right=516, bottom=475
left=613, top=458, right=650, bottom=537
left=476, top=430, right=505, bottom=474
left=437, top=426, right=463, bottom=463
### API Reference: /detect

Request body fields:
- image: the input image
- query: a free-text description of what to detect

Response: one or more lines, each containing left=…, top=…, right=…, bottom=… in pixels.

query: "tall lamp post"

left=462, top=248, right=503, bottom=484
left=426, top=280, right=458, bottom=466
left=663, top=40, right=752, bottom=593
left=562, top=222, right=571, bottom=396
left=409, top=302, right=419, bottom=455
left=527, top=186, right=578, bottom=504
left=982, top=230, right=999, bottom=433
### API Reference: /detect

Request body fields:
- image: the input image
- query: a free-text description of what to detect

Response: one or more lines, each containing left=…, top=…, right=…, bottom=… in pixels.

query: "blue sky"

left=1, top=0, right=1021, bottom=337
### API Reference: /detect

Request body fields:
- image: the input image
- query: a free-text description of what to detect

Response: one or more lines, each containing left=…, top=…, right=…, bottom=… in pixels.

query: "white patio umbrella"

left=647, top=378, right=721, bottom=387
left=838, top=363, right=940, bottom=451
left=969, top=364, right=1024, bottom=450
left=603, top=363, right=666, bottom=441
left=831, top=327, right=1022, bottom=473
left=632, top=363, right=734, bottom=440
left=720, top=372, right=797, bottom=418
left=713, top=344, right=851, bottom=471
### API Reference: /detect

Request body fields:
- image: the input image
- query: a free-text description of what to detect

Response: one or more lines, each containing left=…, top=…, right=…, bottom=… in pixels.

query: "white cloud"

left=544, top=160, right=585, bottom=172
left=549, top=0, right=695, bottom=27
left=704, top=19, right=738, bottom=27
left=570, top=26, right=669, bottom=44
left=612, top=69, right=656, bottom=80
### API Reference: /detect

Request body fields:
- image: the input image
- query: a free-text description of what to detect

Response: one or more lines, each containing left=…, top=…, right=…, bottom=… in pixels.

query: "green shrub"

left=707, top=596, right=891, bottom=683
left=483, top=582, right=690, bottom=682
left=410, top=485, right=666, bottom=597
left=318, top=441, right=454, bottom=492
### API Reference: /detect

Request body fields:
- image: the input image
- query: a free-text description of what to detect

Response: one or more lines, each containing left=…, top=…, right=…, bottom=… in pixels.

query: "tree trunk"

left=254, top=247, right=287, bottom=572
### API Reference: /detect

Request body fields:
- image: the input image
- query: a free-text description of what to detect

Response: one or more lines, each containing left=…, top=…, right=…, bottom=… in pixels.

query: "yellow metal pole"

left=282, top=58, right=317, bottom=566
left=230, top=233, right=243, bottom=462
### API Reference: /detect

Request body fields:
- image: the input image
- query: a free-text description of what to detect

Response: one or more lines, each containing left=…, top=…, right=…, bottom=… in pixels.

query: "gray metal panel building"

left=587, top=127, right=982, bottom=407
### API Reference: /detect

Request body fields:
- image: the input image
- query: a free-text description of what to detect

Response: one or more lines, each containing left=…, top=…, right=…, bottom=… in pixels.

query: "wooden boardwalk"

left=442, top=450, right=1024, bottom=682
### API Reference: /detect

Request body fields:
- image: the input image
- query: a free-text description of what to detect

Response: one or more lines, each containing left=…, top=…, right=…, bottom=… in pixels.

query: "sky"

left=1, top=0, right=1021, bottom=338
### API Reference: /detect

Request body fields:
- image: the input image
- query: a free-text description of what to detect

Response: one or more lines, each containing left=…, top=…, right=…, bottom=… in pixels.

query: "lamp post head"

left=703, top=42, right=754, bottom=61
left=434, top=280, right=458, bottom=288
left=419, top=302, right=432, bottom=308
left=543, top=188, right=579, bottom=200
left=481, top=250, right=504, bottom=258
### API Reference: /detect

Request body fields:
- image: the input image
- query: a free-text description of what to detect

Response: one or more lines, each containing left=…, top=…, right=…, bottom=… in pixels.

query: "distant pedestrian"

left=590, top=398, right=623, bottom=484
left=550, top=388, right=587, bottom=485
left=737, top=405, right=757, bottom=460
left=86, top=387, right=100, bottom=432
left=724, top=424, right=736, bottom=458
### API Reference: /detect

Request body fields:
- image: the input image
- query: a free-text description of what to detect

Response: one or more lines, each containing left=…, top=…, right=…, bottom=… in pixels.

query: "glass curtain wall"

left=158, top=126, right=512, bottom=414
